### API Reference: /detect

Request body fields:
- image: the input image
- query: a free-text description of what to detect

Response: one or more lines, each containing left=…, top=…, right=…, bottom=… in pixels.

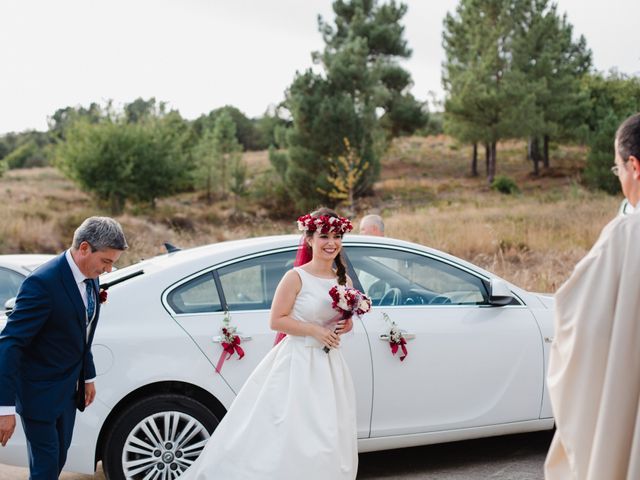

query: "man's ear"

left=631, top=156, right=640, bottom=179
left=78, top=241, right=92, bottom=255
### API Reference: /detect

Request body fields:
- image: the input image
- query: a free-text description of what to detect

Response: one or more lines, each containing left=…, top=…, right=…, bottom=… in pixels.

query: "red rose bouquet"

left=324, top=285, right=372, bottom=353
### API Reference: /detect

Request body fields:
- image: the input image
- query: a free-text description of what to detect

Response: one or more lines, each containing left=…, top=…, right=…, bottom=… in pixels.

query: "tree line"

left=442, top=0, right=640, bottom=190
left=1, top=0, right=639, bottom=212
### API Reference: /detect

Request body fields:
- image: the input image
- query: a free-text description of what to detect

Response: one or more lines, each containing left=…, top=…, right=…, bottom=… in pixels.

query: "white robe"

left=545, top=207, right=640, bottom=479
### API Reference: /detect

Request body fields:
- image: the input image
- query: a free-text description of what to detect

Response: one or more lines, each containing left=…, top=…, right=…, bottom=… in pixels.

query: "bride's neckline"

left=297, top=267, right=337, bottom=280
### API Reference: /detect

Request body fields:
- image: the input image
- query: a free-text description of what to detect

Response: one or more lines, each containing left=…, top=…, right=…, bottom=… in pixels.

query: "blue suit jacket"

left=0, top=253, right=100, bottom=421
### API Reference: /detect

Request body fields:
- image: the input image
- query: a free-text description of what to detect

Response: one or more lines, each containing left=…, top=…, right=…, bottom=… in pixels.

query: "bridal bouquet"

left=215, top=310, right=245, bottom=373
left=324, top=285, right=372, bottom=353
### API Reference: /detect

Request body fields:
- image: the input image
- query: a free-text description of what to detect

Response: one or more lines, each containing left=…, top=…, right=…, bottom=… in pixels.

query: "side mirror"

left=4, top=297, right=16, bottom=312
left=489, top=279, right=513, bottom=306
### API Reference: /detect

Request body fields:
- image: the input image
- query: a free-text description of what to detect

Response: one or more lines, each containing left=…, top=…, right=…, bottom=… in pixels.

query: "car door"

left=167, top=249, right=373, bottom=439
left=0, top=267, right=26, bottom=308
left=345, top=245, right=544, bottom=437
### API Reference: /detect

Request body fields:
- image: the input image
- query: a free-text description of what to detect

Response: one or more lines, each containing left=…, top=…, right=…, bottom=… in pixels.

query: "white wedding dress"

left=180, top=267, right=358, bottom=479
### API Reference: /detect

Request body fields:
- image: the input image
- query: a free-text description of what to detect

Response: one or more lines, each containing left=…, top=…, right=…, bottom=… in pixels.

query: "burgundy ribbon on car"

left=390, top=337, right=408, bottom=361
left=215, top=337, right=245, bottom=373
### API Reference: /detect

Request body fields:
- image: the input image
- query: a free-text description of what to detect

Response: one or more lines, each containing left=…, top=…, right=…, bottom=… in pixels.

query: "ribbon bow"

left=389, top=337, right=408, bottom=361
left=215, top=337, right=245, bottom=374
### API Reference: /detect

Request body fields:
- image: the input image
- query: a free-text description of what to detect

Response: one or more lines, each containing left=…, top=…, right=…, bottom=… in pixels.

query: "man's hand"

left=0, top=415, right=16, bottom=447
left=85, top=382, right=96, bottom=407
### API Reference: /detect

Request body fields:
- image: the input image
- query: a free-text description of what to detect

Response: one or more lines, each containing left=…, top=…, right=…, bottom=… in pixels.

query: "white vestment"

left=545, top=208, right=640, bottom=479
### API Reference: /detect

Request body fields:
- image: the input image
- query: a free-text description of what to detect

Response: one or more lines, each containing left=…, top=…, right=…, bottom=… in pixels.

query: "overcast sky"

left=1, top=0, right=638, bottom=134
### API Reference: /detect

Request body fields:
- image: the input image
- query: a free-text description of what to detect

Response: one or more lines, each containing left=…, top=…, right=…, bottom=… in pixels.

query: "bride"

left=180, top=207, right=358, bottom=479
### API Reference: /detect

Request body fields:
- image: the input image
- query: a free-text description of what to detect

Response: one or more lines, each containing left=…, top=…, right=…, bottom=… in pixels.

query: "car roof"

left=0, top=254, right=56, bottom=272
left=102, top=234, right=500, bottom=287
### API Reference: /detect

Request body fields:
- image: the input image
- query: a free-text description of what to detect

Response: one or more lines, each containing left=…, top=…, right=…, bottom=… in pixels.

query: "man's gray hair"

left=72, top=217, right=128, bottom=251
left=361, top=214, right=385, bottom=234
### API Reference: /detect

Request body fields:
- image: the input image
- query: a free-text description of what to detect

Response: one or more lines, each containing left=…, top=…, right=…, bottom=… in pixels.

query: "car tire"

left=102, top=394, right=220, bottom=480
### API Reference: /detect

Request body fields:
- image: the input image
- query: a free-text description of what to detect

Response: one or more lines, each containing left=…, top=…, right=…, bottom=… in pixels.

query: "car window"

left=0, top=268, right=26, bottom=307
left=345, top=246, right=489, bottom=306
left=217, top=250, right=295, bottom=311
left=167, top=273, right=222, bottom=314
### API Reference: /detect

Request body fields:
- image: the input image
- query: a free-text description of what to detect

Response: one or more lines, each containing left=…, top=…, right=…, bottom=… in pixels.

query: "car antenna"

left=164, top=242, right=181, bottom=253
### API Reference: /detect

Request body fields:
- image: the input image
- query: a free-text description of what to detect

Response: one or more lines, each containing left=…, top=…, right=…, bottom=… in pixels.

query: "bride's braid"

left=335, top=251, right=347, bottom=286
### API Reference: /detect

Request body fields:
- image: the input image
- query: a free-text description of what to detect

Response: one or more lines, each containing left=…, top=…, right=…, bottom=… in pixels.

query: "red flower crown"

left=297, top=214, right=353, bottom=235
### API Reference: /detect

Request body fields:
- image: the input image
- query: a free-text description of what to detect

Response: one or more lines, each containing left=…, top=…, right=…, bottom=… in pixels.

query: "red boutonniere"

left=99, top=289, right=108, bottom=304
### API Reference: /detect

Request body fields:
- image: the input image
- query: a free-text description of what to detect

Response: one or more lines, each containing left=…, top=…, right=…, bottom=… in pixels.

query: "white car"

left=0, top=254, right=55, bottom=311
left=0, top=235, right=555, bottom=479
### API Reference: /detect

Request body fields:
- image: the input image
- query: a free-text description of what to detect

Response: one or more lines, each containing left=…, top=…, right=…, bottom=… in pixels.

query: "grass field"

left=0, top=135, right=621, bottom=293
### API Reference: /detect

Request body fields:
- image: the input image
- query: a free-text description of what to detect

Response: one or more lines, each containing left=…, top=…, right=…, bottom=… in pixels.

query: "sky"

left=1, top=0, right=639, bottom=134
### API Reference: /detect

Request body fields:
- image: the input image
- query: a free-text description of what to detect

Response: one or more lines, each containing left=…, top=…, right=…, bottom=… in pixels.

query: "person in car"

left=181, top=207, right=358, bottom=480
left=359, top=213, right=385, bottom=236
left=0, top=217, right=127, bottom=479
left=545, top=113, right=640, bottom=479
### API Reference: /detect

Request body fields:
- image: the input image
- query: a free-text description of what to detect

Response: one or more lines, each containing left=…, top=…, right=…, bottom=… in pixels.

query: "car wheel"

left=102, top=394, right=220, bottom=480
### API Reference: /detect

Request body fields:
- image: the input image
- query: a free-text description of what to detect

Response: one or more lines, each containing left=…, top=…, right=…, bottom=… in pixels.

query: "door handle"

left=212, top=333, right=252, bottom=342
left=379, top=332, right=415, bottom=341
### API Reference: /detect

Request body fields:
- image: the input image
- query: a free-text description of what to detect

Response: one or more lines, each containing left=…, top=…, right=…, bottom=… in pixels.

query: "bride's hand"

left=334, top=317, right=353, bottom=334
left=312, top=325, right=340, bottom=349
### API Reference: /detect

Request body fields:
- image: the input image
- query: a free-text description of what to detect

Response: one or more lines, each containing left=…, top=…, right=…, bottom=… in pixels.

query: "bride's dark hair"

left=300, top=207, right=348, bottom=286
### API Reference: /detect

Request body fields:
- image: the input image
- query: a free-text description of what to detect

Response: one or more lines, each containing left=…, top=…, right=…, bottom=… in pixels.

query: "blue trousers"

left=21, top=396, right=76, bottom=480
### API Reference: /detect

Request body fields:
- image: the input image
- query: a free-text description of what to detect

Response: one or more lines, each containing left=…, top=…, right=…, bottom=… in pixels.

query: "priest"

left=545, top=112, right=640, bottom=479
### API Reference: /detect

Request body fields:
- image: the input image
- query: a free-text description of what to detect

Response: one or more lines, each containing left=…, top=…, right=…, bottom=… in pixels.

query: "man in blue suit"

left=0, top=216, right=127, bottom=479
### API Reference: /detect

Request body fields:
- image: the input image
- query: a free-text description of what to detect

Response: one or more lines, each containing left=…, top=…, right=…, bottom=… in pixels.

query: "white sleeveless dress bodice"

left=180, top=267, right=358, bottom=480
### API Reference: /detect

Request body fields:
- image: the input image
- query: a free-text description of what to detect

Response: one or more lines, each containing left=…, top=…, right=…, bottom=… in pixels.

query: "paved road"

left=0, top=431, right=553, bottom=479
left=357, top=431, right=553, bottom=479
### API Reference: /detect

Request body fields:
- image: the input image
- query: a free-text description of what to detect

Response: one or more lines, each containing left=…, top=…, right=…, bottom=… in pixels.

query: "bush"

left=583, top=111, right=622, bottom=194
left=491, top=175, right=520, bottom=195
left=249, top=169, right=292, bottom=219
left=56, top=117, right=190, bottom=213
left=3, top=141, right=49, bottom=169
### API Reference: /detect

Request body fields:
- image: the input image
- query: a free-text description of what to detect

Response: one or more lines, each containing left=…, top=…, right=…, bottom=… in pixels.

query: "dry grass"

left=1, top=136, right=622, bottom=293
left=371, top=135, right=617, bottom=292
left=386, top=196, right=616, bottom=292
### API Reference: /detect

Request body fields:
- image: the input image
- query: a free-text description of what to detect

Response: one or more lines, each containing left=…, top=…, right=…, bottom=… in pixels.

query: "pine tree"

left=278, top=0, right=425, bottom=211
left=443, top=0, right=537, bottom=184
left=511, top=0, right=591, bottom=172
left=194, top=111, right=244, bottom=202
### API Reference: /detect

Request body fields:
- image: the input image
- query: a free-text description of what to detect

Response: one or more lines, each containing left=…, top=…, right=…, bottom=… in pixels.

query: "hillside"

left=1, top=135, right=621, bottom=292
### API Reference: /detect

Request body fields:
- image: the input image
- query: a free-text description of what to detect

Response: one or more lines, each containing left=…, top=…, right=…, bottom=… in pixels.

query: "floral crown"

left=297, top=214, right=353, bottom=235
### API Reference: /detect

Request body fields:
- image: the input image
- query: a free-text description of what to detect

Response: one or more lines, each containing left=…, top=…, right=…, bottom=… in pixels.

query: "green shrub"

left=583, top=111, right=622, bottom=194
left=491, top=175, right=520, bottom=195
